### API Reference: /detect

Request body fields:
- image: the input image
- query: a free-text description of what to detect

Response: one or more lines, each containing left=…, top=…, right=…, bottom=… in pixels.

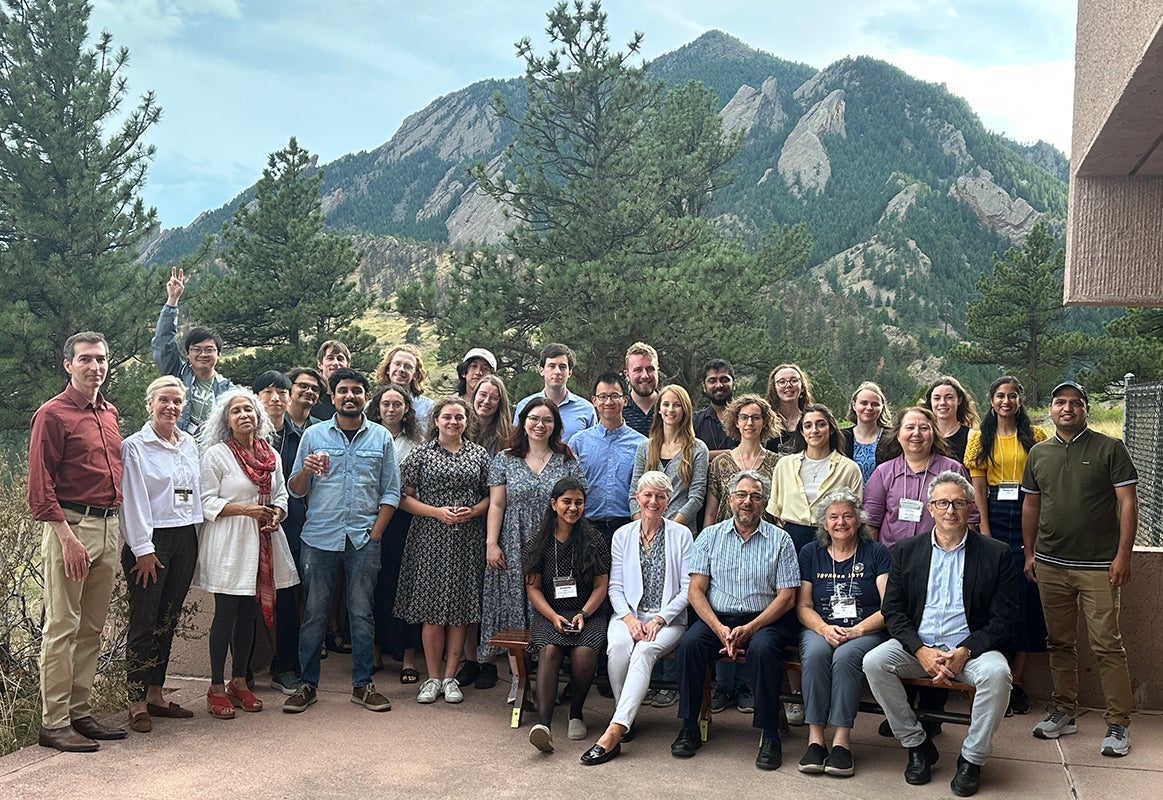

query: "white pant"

left=606, top=612, right=686, bottom=730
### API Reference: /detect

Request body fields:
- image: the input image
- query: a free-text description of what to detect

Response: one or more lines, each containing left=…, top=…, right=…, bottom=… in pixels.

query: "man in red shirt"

left=28, top=332, right=127, bottom=751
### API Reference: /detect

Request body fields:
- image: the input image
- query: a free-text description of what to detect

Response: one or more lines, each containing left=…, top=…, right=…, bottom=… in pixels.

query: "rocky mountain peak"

left=948, top=166, right=1041, bottom=244
left=777, top=89, right=847, bottom=198
left=720, top=76, right=788, bottom=139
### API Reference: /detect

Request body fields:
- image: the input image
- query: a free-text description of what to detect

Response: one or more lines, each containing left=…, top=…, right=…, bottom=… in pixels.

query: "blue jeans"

left=298, top=539, right=381, bottom=688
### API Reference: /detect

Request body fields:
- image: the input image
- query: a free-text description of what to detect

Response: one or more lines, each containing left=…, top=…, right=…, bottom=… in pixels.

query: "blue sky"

left=88, top=0, right=1077, bottom=228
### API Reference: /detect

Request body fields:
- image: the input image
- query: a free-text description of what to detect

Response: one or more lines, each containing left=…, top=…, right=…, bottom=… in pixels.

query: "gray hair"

left=201, top=388, right=276, bottom=450
left=727, top=469, right=771, bottom=500
left=636, top=470, right=674, bottom=495
left=814, top=489, right=873, bottom=548
left=927, top=470, right=974, bottom=502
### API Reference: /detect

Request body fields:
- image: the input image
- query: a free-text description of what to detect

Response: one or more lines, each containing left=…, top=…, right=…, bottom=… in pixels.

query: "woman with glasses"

left=765, top=364, right=814, bottom=453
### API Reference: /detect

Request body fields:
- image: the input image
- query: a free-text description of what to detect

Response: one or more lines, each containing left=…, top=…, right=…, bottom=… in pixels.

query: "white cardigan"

left=608, top=518, right=692, bottom=625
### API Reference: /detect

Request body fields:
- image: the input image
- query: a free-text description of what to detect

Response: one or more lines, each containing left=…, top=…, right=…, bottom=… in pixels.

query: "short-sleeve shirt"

left=691, top=518, right=799, bottom=614
left=799, top=540, right=891, bottom=626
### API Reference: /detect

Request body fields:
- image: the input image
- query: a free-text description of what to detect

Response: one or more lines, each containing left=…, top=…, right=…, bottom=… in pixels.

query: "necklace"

left=640, top=522, right=661, bottom=551
left=151, top=423, right=179, bottom=446
left=734, top=447, right=766, bottom=472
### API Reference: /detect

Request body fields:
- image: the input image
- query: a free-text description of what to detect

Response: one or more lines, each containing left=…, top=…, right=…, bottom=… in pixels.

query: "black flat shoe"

left=756, top=736, right=782, bottom=771
left=671, top=728, right=702, bottom=758
left=580, top=742, right=621, bottom=765
left=905, top=736, right=940, bottom=785
left=950, top=755, right=981, bottom=797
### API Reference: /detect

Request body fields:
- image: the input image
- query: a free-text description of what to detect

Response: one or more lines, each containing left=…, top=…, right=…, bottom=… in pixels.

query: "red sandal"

left=206, top=689, right=236, bottom=719
left=226, top=682, right=263, bottom=712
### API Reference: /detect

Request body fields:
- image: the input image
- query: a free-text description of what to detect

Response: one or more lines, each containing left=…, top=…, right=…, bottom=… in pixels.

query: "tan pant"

left=40, top=512, right=119, bottom=728
left=1037, top=561, right=1133, bottom=726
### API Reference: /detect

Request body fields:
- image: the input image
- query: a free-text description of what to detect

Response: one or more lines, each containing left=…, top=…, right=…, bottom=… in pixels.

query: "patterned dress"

left=525, top=530, right=610, bottom=653
left=393, top=440, right=491, bottom=626
left=706, top=450, right=781, bottom=524
left=477, top=451, right=585, bottom=659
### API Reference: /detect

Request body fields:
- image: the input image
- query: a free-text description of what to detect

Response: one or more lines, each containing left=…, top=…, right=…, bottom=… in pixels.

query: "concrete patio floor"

left=3, top=656, right=1160, bottom=800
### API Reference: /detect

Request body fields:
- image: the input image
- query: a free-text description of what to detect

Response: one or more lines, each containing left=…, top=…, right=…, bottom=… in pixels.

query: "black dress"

left=525, top=530, right=610, bottom=653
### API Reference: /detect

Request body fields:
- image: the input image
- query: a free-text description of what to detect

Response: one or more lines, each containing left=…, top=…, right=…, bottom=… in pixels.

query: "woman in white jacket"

left=579, top=471, right=692, bottom=765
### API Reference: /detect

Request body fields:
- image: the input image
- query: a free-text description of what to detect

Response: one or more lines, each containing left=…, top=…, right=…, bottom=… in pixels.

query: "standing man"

left=377, top=344, right=434, bottom=431
left=568, top=373, right=646, bottom=542
left=623, top=342, right=660, bottom=436
left=692, top=359, right=739, bottom=460
left=864, top=471, right=1016, bottom=797
left=457, top=347, right=497, bottom=403
left=283, top=368, right=400, bottom=714
left=1022, top=381, right=1138, bottom=757
left=151, top=267, right=233, bottom=436
left=513, top=343, right=596, bottom=442
left=286, top=366, right=326, bottom=431
left=669, top=471, right=800, bottom=770
left=28, top=332, right=128, bottom=751
left=313, top=340, right=352, bottom=420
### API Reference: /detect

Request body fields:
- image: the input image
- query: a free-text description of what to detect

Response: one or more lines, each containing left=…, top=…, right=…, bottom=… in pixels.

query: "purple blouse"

left=863, top=455, right=979, bottom=548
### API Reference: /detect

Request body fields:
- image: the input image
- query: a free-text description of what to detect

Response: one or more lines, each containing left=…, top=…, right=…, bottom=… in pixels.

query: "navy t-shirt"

left=798, top=539, right=892, bottom=626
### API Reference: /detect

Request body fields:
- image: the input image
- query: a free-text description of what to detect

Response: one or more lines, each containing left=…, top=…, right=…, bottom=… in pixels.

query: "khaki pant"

left=1036, top=561, right=1133, bottom=726
left=40, top=512, right=119, bottom=728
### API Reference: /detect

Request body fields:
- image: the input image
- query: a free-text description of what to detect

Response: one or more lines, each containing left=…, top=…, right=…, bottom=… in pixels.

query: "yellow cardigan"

left=765, top=450, right=864, bottom=526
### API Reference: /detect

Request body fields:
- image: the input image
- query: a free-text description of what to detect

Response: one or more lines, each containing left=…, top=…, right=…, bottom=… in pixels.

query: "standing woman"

left=703, top=395, right=781, bottom=527
left=366, top=383, right=424, bottom=682
left=629, top=385, right=709, bottom=532
left=964, top=376, right=1048, bottom=715
left=478, top=399, right=585, bottom=699
left=844, top=381, right=892, bottom=483
left=919, top=376, right=979, bottom=462
left=468, top=374, right=514, bottom=457
left=765, top=364, right=814, bottom=453
left=196, top=389, right=299, bottom=719
left=120, top=376, right=204, bottom=732
left=395, top=398, right=492, bottom=704
left=524, top=477, right=610, bottom=753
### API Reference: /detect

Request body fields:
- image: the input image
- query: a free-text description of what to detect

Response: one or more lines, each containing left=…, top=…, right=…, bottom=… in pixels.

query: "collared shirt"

left=693, top=406, right=739, bottom=452
left=568, top=422, right=646, bottom=520
left=917, top=531, right=971, bottom=649
left=291, top=416, right=401, bottom=551
left=691, top=518, right=799, bottom=614
left=120, top=422, right=204, bottom=556
left=864, top=454, right=978, bottom=547
left=623, top=398, right=655, bottom=436
left=766, top=451, right=863, bottom=526
left=28, top=383, right=123, bottom=521
left=151, top=304, right=234, bottom=434
left=412, top=394, right=434, bottom=434
left=514, top=389, right=597, bottom=443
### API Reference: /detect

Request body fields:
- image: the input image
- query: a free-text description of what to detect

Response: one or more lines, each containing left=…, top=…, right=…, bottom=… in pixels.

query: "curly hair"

left=201, top=388, right=275, bottom=450
left=366, top=383, right=421, bottom=443
left=721, top=393, right=778, bottom=442
left=812, top=489, right=874, bottom=548
left=374, top=344, right=427, bottom=395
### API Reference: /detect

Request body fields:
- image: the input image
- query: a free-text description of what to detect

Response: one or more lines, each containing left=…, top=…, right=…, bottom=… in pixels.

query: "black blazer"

left=882, top=528, right=1018, bottom=658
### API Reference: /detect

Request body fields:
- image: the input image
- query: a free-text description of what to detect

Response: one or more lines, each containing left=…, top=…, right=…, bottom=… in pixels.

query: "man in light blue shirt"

left=514, top=342, right=596, bottom=442
left=282, top=368, right=400, bottom=715
left=569, top=372, right=645, bottom=542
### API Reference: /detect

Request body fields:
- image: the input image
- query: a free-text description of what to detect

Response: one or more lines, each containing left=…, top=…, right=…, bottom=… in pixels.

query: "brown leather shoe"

left=39, top=725, right=99, bottom=752
left=71, top=716, right=128, bottom=740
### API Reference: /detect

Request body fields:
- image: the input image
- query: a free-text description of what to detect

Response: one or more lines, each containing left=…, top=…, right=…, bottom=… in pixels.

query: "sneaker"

left=786, top=702, right=805, bottom=726
left=567, top=717, right=587, bottom=740
left=651, top=688, right=678, bottom=708
left=710, top=687, right=732, bottom=714
left=507, top=675, right=520, bottom=705
left=736, top=688, right=755, bottom=713
left=283, top=684, right=316, bottom=713
left=443, top=678, right=464, bottom=704
left=474, top=662, right=498, bottom=689
left=351, top=683, right=392, bottom=712
left=824, top=745, right=855, bottom=777
left=797, top=742, right=828, bottom=774
left=641, top=688, right=658, bottom=706
left=270, top=670, right=298, bottom=696
left=529, top=723, right=554, bottom=753
left=455, top=660, right=481, bottom=687
left=1100, top=724, right=1130, bottom=757
left=1033, top=710, right=1078, bottom=739
left=1009, top=684, right=1030, bottom=715
left=417, top=678, right=442, bottom=704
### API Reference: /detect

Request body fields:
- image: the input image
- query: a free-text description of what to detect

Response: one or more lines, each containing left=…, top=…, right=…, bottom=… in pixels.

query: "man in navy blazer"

left=864, top=471, right=1017, bottom=797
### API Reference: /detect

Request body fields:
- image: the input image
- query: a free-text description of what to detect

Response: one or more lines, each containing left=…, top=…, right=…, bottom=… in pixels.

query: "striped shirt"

left=691, top=518, right=799, bottom=614
left=917, top=532, right=971, bottom=649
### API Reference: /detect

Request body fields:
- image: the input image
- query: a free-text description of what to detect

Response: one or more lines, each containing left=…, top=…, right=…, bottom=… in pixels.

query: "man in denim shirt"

left=282, top=368, right=400, bottom=714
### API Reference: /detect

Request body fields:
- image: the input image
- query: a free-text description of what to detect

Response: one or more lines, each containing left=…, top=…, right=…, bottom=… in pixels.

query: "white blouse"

left=120, top=423, right=204, bottom=557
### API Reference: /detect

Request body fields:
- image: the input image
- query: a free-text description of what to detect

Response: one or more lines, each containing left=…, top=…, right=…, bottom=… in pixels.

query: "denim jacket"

left=151, top=304, right=234, bottom=434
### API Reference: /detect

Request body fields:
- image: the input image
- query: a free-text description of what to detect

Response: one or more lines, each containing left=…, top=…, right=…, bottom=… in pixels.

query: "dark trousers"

left=589, top=517, right=632, bottom=543
left=676, top=612, right=797, bottom=731
left=121, top=526, right=198, bottom=701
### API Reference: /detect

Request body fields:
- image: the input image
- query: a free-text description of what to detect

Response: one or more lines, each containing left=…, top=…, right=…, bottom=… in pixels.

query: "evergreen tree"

left=0, top=0, right=160, bottom=428
left=190, top=138, right=376, bottom=378
left=951, top=222, right=1090, bottom=404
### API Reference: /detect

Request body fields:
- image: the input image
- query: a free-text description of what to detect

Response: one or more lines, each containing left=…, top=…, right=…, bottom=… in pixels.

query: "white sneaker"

left=786, top=702, right=805, bottom=726
left=1100, top=724, right=1130, bottom=757
left=567, top=717, right=587, bottom=740
left=529, top=723, right=554, bottom=752
left=443, top=678, right=464, bottom=704
left=507, top=674, right=520, bottom=704
left=417, top=678, right=442, bottom=704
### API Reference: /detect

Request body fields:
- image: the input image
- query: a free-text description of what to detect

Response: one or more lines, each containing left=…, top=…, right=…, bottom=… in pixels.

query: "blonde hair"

left=375, top=344, right=427, bottom=394
left=145, top=375, right=186, bottom=402
left=645, top=384, right=696, bottom=488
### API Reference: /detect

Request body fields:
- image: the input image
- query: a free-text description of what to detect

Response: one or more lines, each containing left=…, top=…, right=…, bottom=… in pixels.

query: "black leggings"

left=536, top=644, right=598, bottom=728
left=209, top=593, right=257, bottom=685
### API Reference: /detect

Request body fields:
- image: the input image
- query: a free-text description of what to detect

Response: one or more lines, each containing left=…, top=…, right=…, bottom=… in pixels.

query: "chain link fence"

left=1125, top=380, right=1163, bottom=547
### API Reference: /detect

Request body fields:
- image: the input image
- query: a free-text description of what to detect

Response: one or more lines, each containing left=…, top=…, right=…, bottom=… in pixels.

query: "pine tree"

left=0, top=0, right=160, bottom=428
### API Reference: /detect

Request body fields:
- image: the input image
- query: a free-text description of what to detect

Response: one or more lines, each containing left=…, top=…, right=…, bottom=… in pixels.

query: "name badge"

left=553, top=577, right=578, bottom=599
left=831, top=595, right=857, bottom=620
left=998, top=483, right=1020, bottom=501
left=899, top=498, right=924, bottom=522
left=174, top=488, right=193, bottom=507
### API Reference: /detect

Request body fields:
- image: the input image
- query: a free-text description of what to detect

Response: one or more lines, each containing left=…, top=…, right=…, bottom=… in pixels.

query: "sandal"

left=226, top=682, right=263, bottom=712
left=206, top=690, right=236, bottom=720
left=400, top=667, right=420, bottom=685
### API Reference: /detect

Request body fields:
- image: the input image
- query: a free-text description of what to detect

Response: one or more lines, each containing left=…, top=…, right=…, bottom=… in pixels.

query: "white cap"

left=461, top=348, right=497, bottom=370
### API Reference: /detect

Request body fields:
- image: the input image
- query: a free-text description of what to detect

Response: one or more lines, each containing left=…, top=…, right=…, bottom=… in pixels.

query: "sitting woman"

left=796, top=490, right=891, bottom=778
left=580, top=471, right=692, bottom=765
left=523, top=478, right=610, bottom=754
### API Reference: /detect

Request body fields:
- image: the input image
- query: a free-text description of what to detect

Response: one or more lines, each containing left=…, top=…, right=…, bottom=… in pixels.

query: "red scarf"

left=226, top=436, right=278, bottom=627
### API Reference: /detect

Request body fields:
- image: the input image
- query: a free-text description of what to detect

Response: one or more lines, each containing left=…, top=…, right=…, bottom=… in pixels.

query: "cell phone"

left=561, top=621, right=579, bottom=633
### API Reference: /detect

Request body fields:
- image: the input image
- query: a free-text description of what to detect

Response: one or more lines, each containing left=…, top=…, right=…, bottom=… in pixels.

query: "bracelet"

left=580, top=610, right=591, bottom=621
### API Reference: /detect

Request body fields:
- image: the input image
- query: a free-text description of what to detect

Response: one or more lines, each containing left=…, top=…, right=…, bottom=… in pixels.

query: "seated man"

left=863, top=471, right=1017, bottom=798
left=670, top=470, right=799, bottom=770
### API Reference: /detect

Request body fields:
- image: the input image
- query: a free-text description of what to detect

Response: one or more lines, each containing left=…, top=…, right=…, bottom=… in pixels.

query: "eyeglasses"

left=293, top=382, right=320, bottom=394
left=738, top=414, right=764, bottom=423
left=189, top=346, right=218, bottom=356
left=774, top=378, right=801, bottom=387
left=730, top=491, right=765, bottom=503
left=527, top=415, right=555, bottom=427
left=929, top=499, right=971, bottom=510
left=594, top=393, right=624, bottom=402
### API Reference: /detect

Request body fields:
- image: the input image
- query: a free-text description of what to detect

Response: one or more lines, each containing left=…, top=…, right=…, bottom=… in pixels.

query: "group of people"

left=28, top=273, right=1140, bottom=797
